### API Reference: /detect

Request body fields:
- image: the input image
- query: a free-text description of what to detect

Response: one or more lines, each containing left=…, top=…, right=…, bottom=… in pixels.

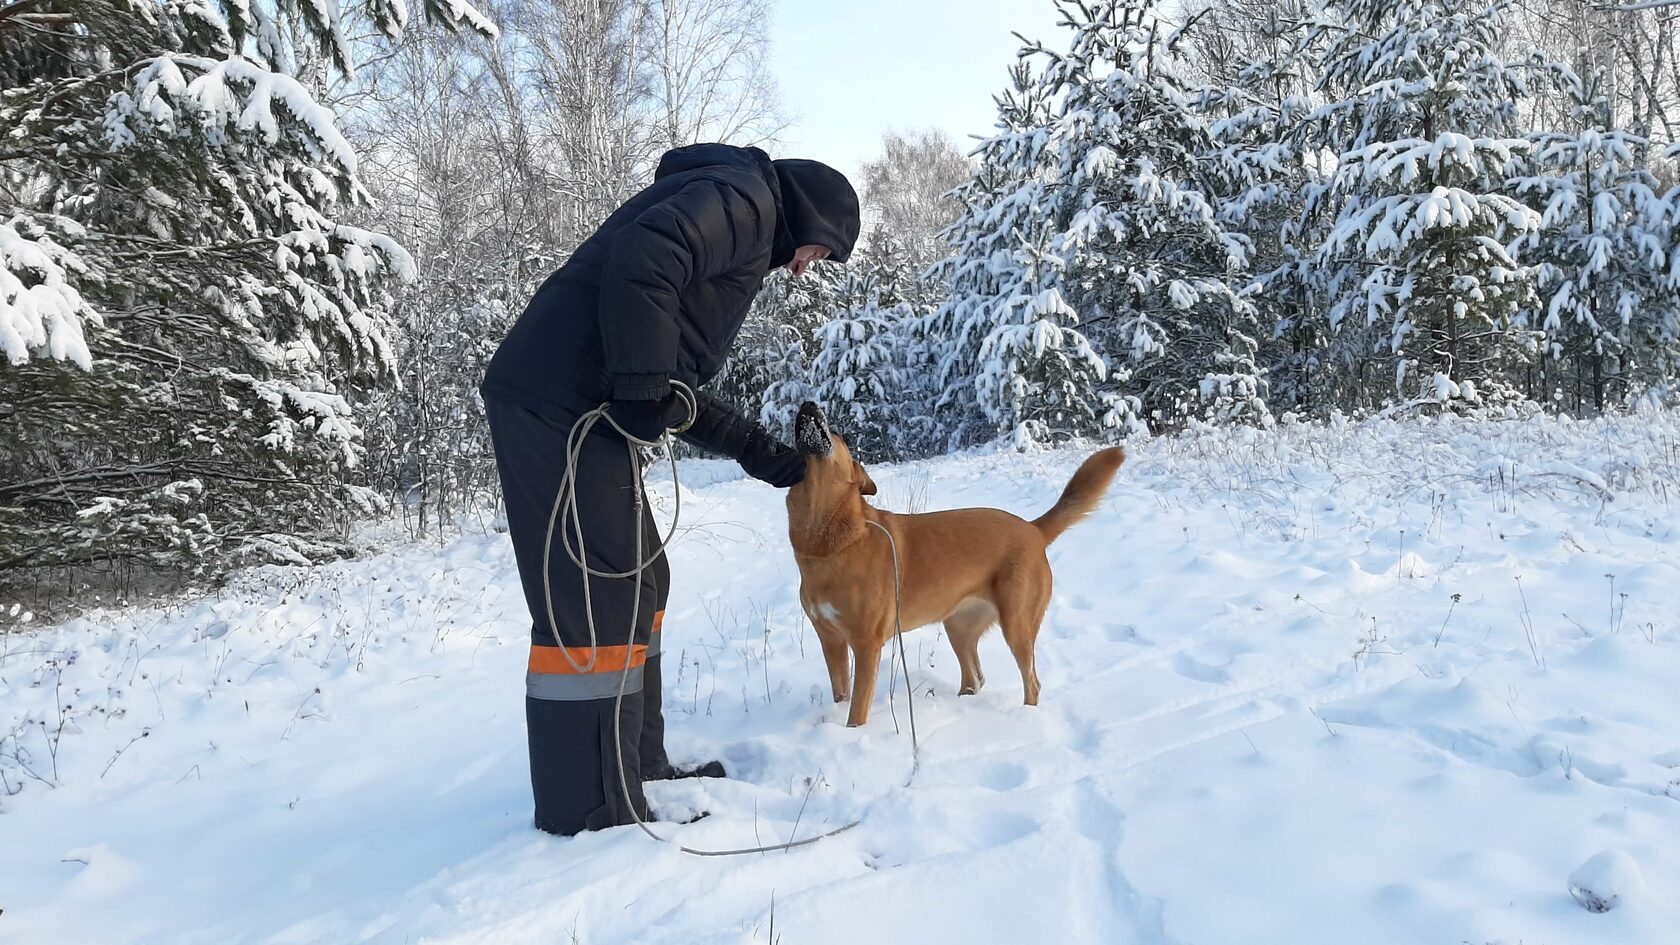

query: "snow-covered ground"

left=5, top=411, right=1679, bottom=945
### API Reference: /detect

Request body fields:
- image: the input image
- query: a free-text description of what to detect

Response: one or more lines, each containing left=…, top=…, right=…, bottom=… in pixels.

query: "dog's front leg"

left=846, top=639, right=882, bottom=727
left=815, top=624, right=850, bottom=703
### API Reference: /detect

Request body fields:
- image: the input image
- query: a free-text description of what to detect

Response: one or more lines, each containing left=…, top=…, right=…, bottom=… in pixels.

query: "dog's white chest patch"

left=812, top=600, right=842, bottom=623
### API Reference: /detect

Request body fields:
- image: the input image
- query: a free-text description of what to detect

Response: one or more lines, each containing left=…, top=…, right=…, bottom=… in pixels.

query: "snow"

left=0, top=220, right=97, bottom=369
left=214, top=371, right=360, bottom=461
left=1568, top=849, right=1645, bottom=914
left=5, top=411, right=1680, bottom=944
left=175, top=56, right=361, bottom=174
left=441, top=0, right=500, bottom=39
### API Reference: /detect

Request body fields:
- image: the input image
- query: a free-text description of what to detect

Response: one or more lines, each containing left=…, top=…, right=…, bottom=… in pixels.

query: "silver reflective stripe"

left=526, top=667, right=644, bottom=701
left=646, top=631, right=661, bottom=659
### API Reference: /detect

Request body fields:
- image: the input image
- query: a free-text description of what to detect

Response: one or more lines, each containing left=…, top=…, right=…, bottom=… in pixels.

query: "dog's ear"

left=854, top=461, right=877, bottom=496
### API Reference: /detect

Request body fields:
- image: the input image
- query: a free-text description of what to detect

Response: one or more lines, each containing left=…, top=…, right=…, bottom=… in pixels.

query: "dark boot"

left=646, top=759, right=728, bottom=781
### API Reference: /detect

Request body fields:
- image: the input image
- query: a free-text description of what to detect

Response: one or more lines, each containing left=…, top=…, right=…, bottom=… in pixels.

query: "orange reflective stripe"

left=528, top=611, right=663, bottom=674
left=528, top=643, right=648, bottom=675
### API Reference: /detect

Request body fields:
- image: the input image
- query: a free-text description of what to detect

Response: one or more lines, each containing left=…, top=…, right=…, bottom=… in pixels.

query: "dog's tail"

left=1032, top=447, right=1125, bottom=544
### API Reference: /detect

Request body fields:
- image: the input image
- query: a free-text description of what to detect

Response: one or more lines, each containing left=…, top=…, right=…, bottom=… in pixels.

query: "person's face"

left=785, top=244, right=830, bottom=277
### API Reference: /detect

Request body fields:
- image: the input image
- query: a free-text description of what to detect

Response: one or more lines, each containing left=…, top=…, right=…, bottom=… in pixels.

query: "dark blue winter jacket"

left=481, top=144, right=859, bottom=420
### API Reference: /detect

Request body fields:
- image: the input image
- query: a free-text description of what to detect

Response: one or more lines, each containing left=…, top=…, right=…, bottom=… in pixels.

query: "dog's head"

left=793, top=401, right=876, bottom=494
left=787, top=403, right=876, bottom=543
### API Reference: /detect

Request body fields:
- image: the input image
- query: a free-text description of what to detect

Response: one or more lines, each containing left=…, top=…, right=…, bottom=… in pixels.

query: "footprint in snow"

left=973, top=811, right=1040, bottom=848
left=1104, top=623, right=1144, bottom=644
left=1172, top=652, right=1232, bottom=684
left=978, top=760, right=1030, bottom=792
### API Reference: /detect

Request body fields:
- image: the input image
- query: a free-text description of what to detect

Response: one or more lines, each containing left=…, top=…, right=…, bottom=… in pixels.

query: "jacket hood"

left=654, top=142, right=769, bottom=180
left=772, top=158, right=860, bottom=264
left=655, top=143, right=798, bottom=268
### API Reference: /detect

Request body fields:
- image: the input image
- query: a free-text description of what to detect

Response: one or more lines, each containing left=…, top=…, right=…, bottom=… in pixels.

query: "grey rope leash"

left=539, top=385, right=692, bottom=674
left=540, top=382, right=918, bottom=857
left=869, top=520, right=918, bottom=769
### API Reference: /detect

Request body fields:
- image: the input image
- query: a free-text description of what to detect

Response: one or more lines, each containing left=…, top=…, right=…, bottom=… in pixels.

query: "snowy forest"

left=6, top=0, right=1680, bottom=605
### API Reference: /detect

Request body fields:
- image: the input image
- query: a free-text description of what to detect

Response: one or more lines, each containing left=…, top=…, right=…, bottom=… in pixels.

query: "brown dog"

left=786, top=402, right=1125, bottom=727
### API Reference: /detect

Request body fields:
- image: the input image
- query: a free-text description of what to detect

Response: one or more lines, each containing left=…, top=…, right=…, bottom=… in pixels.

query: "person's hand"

left=784, top=244, right=830, bottom=277
left=607, top=393, right=692, bottom=443
left=738, top=431, right=806, bottom=487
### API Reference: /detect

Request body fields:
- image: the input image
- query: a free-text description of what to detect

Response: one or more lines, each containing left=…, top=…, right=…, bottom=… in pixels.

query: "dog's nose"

left=795, top=402, right=832, bottom=457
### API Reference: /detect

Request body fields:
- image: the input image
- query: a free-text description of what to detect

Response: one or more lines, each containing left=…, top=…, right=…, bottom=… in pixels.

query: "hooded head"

left=772, top=159, right=861, bottom=264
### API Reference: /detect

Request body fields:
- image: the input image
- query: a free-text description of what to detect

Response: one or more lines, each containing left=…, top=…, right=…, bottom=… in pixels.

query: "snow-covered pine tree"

left=807, top=285, right=900, bottom=458
left=932, top=0, right=1272, bottom=444
left=1186, top=0, right=1322, bottom=414
left=1512, top=65, right=1675, bottom=411
left=928, top=51, right=1119, bottom=449
left=0, top=0, right=493, bottom=588
left=803, top=228, right=941, bottom=461
left=976, top=229, right=1121, bottom=444
left=1656, top=149, right=1680, bottom=396
left=1296, top=0, right=1540, bottom=410
left=1047, top=1, right=1272, bottom=427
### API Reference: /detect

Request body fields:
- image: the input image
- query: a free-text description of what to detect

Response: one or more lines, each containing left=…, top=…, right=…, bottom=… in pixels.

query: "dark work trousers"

left=484, top=396, right=672, bottom=835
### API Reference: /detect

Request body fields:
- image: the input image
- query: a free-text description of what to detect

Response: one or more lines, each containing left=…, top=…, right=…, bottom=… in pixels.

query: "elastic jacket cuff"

left=611, top=374, right=672, bottom=401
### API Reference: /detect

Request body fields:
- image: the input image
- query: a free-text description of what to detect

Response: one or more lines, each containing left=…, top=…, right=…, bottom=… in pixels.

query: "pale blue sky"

left=767, top=0, right=1065, bottom=178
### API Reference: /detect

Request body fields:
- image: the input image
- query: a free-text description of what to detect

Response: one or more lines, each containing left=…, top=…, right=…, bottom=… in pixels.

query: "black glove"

left=607, top=393, right=692, bottom=443
left=738, top=430, right=806, bottom=488
left=679, top=391, right=807, bottom=488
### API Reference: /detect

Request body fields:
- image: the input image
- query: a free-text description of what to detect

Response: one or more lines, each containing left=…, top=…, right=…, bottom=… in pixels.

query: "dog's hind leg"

left=944, top=599, right=995, bottom=695
left=998, top=570, right=1051, bottom=706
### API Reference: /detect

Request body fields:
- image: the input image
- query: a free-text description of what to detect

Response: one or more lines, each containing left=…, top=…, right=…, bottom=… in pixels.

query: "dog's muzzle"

left=795, top=402, right=833, bottom=457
